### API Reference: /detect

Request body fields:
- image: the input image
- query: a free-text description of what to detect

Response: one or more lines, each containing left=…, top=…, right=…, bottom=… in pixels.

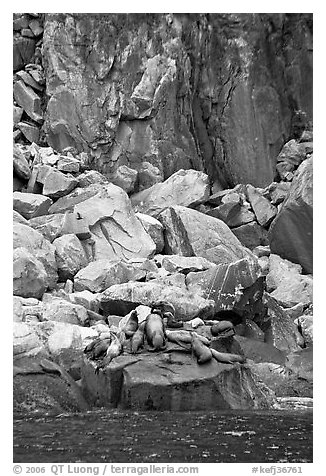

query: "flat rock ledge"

left=81, top=349, right=274, bottom=411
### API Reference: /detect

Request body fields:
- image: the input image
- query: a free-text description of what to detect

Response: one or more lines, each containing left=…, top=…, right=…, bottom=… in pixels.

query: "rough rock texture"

left=81, top=352, right=273, bottom=410
left=246, top=184, right=277, bottom=227
left=13, top=247, right=48, bottom=299
left=13, top=223, right=58, bottom=288
left=53, top=234, right=88, bottom=280
left=13, top=145, right=31, bottom=180
left=13, top=191, right=52, bottom=219
left=42, top=14, right=312, bottom=188
left=47, top=184, right=156, bottom=261
left=131, top=169, right=210, bottom=217
left=43, top=298, right=88, bottom=326
left=42, top=168, right=78, bottom=199
left=159, top=205, right=255, bottom=265
left=99, top=281, right=215, bottom=320
left=135, top=213, right=164, bottom=253
left=232, top=222, right=269, bottom=249
left=269, top=157, right=313, bottom=273
left=110, top=165, right=138, bottom=194
left=161, top=255, right=214, bottom=274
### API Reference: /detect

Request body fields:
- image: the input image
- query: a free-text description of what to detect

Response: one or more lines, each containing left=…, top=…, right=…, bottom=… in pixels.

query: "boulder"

left=266, top=254, right=313, bottom=307
left=186, top=258, right=262, bottom=313
left=110, top=165, right=138, bottom=194
left=276, top=139, right=309, bottom=174
left=57, top=156, right=81, bottom=173
left=246, top=184, right=277, bottom=227
left=13, top=192, right=52, bottom=219
left=17, top=122, right=40, bottom=143
left=161, top=255, right=214, bottom=274
left=15, top=70, right=44, bottom=91
left=263, top=182, right=291, bottom=205
left=13, top=296, right=24, bottom=322
left=137, top=162, right=164, bottom=191
left=13, top=80, right=43, bottom=122
left=68, top=290, right=100, bottom=313
left=60, top=211, right=91, bottom=240
left=296, top=314, right=313, bottom=346
left=29, top=213, right=65, bottom=242
left=269, top=157, right=313, bottom=274
left=13, top=322, right=46, bottom=359
left=42, top=168, right=78, bottom=199
left=235, top=336, right=286, bottom=365
left=99, top=281, right=215, bottom=321
left=81, top=352, right=273, bottom=410
left=14, top=356, right=89, bottom=414
left=52, top=184, right=156, bottom=261
left=74, top=260, right=134, bottom=293
left=13, top=247, right=48, bottom=299
left=13, top=37, right=35, bottom=71
left=131, top=169, right=210, bottom=217
left=53, top=234, right=88, bottom=281
left=13, top=144, right=31, bottom=180
left=231, top=222, right=269, bottom=250
left=206, top=202, right=255, bottom=228
left=159, top=205, right=255, bottom=265
left=263, top=293, right=304, bottom=353
left=77, top=170, right=109, bottom=188
left=13, top=210, right=29, bottom=225
left=135, top=212, right=164, bottom=253
left=13, top=223, right=58, bottom=288
left=43, top=298, right=88, bottom=326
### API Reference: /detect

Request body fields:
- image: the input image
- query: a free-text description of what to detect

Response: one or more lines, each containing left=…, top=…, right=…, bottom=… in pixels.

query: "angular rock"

left=60, top=211, right=91, bottom=240
left=57, top=156, right=81, bottom=173
left=13, top=223, right=58, bottom=288
left=68, top=290, right=100, bottom=313
left=17, top=122, right=40, bottom=143
left=53, top=234, right=88, bottom=281
left=186, top=257, right=262, bottom=313
left=13, top=322, right=46, bottom=359
left=13, top=80, right=43, bottom=122
left=235, top=336, right=286, bottom=365
left=81, top=352, right=273, bottom=410
left=277, top=139, right=308, bottom=168
left=13, top=191, right=52, bottom=219
left=136, top=212, right=164, bottom=253
left=161, top=255, right=214, bottom=274
left=15, top=70, right=44, bottom=91
left=43, top=298, right=88, bottom=326
left=99, top=281, right=215, bottom=321
left=263, top=182, right=291, bottom=205
left=29, top=213, right=65, bottom=242
left=13, top=15, right=30, bottom=31
left=14, top=356, right=89, bottom=414
left=206, top=202, right=255, bottom=228
left=269, top=157, right=313, bottom=273
left=13, top=296, right=24, bottom=322
left=236, top=319, right=265, bottom=341
left=232, top=222, right=269, bottom=250
left=110, top=165, right=138, bottom=194
left=29, top=19, right=44, bottom=36
left=13, top=210, right=29, bottom=225
left=13, top=105, right=24, bottom=125
left=246, top=184, right=277, bottom=227
left=296, top=315, right=313, bottom=346
left=159, top=205, right=255, bottom=265
left=131, top=169, right=210, bottom=217
left=263, top=293, right=304, bottom=353
left=56, top=184, right=156, bottom=261
left=77, top=170, right=109, bottom=188
left=13, top=144, right=31, bottom=181
left=13, top=247, right=48, bottom=299
left=42, top=169, right=78, bottom=199
left=266, top=254, right=313, bottom=307
left=74, top=259, right=147, bottom=293
left=13, top=37, right=35, bottom=71
left=137, top=161, right=164, bottom=191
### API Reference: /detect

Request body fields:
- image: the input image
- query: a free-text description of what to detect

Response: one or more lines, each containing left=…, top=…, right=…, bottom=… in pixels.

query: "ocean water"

left=13, top=409, right=313, bottom=463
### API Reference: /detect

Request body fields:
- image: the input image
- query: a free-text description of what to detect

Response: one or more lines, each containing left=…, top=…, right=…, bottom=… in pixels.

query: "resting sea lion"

left=211, top=320, right=235, bottom=337
left=211, top=348, right=246, bottom=364
left=122, top=310, right=139, bottom=337
left=105, top=332, right=123, bottom=363
left=191, top=333, right=212, bottom=364
left=84, top=335, right=112, bottom=360
left=131, top=321, right=146, bottom=354
left=145, top=312, right=166, bottom=350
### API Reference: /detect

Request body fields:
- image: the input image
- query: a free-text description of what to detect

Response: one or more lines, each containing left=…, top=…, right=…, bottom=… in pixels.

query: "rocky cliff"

left=13, top=13, right=313, bottom=414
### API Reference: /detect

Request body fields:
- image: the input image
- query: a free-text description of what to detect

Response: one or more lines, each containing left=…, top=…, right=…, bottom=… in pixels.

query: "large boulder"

left=131, top=169, right=210, bottom=217
left=13, top=145, right=31, bottom=180
left=266, top=254, right=313, bottom=307
left=13, top=192, right=52, bottom=220
left=13, top=322, right=47, bottom=359
left=13, top=247, right=48, bottom=299
left=42, top=298, right=89, bottom=326
left=159, top=205, right=256, bottom=265
left=13, top=223, right=58, bottom=288
left=269, top=157, right=313, bottom=273
left=48, top=184, right=156, bottom=261
left=246, top=184, right=277, bottom=227
left=99, top=281, right=215, bottom=321
left=81, top=352, right=273, bottom=410
left=135, top=213, right=164, bottom=253
left=42, top=168, right=79, bottom=199
left=231, top=222, right=269, bottom=250
left=53, top=234, right=88, bottom=281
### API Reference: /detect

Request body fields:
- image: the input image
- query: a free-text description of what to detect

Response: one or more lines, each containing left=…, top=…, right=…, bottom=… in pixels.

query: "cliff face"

left=42, top=13, right=312, bottom=188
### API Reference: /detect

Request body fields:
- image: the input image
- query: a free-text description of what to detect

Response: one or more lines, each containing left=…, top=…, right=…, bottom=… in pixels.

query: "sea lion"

left=191, top=333, right=212, bottom=364
left=131, top=321, right=146, bottom=354
left=105, top=332, right=123, bottom=363
left=211, top=348, right=246, bottom=364
left=84, top=335, right=112, bottom=360
left=121, top=309, right=139, bottom=337
left=152, top=302, right=183, bottom=328
left=211, top=320, right=235, bottom=337
left=145, top=312, right=166, bottom=350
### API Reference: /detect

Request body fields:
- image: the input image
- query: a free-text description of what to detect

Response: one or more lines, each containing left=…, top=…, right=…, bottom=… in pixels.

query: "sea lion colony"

left=84, top=303, right=245, bottom=368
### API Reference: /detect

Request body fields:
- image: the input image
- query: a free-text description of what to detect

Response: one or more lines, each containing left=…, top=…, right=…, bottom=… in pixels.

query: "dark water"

left=13, top=409, right=313, bottom=463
